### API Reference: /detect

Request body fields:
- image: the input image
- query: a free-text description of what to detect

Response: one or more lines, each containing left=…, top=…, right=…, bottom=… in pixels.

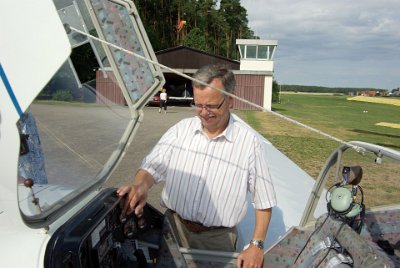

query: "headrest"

left=342, top=166, right=362, bottom=185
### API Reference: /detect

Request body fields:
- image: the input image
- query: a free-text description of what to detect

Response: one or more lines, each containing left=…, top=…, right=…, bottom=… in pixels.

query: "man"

left=117, top=64, right=276, bottom=268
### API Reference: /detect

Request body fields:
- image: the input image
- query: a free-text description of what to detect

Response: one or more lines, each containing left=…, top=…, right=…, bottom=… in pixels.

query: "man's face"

left=193, top=79, right=232, bottom=135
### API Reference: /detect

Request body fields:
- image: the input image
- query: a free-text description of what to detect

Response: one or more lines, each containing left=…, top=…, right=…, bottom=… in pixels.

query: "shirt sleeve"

left=140, top=123, right=178, bottom=183
left=248, top=136, right=277, bottom=209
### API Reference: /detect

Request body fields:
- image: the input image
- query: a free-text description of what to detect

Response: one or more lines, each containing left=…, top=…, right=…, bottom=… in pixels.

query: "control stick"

left=23, top=178, right=42, bottom=213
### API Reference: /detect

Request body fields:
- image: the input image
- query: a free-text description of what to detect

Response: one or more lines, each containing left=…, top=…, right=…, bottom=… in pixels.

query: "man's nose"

left=199, top=106, right=210, bottom=116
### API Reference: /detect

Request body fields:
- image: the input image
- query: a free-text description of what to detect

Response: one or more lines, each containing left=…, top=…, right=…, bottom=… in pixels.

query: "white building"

left=236, top=39, right=278, bottom=111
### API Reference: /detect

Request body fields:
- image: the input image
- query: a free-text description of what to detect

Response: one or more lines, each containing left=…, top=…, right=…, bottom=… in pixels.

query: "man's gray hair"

left=192, top=64, right=236, bottom=94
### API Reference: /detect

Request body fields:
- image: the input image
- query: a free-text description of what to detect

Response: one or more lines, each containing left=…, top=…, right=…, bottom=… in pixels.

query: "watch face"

left=251, top=240, right=264, bottom=249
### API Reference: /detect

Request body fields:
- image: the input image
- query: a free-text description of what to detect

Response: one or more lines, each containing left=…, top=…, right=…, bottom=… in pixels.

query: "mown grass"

left=272, top=94, right=400, bottom=149
left=242, top=109, right=338, bottom=179
left=242, top=93, right=400, bottom=207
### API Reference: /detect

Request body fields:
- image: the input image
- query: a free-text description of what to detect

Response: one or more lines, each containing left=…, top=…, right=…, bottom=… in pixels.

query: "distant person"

left=159, top=88, right=167, bottom=113
left=118, top=64, right=276, bottom=268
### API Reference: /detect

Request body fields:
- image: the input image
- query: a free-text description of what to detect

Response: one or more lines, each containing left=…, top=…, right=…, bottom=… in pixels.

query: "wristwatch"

left=250, top=239, right=264, bottom=250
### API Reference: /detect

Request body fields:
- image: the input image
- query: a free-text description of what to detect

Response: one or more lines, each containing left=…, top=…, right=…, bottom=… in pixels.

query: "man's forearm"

left=252, top=208, right=272, bottom=241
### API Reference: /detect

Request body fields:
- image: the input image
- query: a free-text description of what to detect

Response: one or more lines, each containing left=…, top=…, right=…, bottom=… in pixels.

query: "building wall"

left=233, top=74, right=265, bottom=110
left=240, top=60, right=274, bottom=72
left=96, top=71, right=126, bottom=105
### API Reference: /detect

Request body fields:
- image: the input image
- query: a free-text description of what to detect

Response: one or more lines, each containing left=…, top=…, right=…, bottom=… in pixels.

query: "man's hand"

left=237, top=245, right=263, bottom=268
left=117, top=183, right=148, bottom=219
left=116, top=170, right=155, bottom=219
left=237, top=208, right=272, bottom=267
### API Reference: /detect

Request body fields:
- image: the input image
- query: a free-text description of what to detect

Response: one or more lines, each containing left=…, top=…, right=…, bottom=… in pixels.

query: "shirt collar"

left=194, top=114, right=235, bottom=142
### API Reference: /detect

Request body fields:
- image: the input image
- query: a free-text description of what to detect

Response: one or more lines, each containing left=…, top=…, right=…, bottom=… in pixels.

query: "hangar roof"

left=156, top=45, right=240, bottom=73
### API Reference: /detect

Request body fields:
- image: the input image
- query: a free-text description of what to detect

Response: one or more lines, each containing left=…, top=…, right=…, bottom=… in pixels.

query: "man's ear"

left=228, top=96, right=234, bottom=108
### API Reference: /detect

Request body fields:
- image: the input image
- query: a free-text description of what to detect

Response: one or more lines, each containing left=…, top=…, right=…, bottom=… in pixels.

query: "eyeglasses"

left=194, top=97, right=226, bottom=111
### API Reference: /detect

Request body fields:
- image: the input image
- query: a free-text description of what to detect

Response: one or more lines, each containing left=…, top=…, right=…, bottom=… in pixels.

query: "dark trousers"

left=160, top=100, right=167, bottom=110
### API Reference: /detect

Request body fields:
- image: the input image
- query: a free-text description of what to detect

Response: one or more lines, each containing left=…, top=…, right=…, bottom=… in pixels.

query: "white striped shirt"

left=141, top=114, right=276, bottom=227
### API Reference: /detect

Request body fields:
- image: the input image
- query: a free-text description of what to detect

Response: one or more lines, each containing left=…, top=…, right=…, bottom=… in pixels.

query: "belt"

left=176, top=214, right=226, bottom=233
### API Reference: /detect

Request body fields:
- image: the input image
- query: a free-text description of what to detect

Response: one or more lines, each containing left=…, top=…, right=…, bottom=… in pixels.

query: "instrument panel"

left=44, top=188, right=164, bottom=268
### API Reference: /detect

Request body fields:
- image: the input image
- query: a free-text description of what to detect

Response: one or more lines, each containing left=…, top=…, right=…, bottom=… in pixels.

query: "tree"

left=184, top=28, right=207, bottom=50
left=219, top=0, right=249, bottom=58
left=272, top=80, right=280, bottom=103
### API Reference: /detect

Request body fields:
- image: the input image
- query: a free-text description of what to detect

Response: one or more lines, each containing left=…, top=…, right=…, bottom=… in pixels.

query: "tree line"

left=281, top=85, right=386, bottom=95
left=132, top=0, right=256, bottom=59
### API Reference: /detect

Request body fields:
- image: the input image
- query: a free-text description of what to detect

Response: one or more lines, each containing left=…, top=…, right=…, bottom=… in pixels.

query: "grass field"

left=275, top=94, right=400, bottom=148
left=242, top=93, right=400, bottom=207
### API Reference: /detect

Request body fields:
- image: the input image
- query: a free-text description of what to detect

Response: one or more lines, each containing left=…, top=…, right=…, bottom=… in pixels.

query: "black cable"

left=353, top=185, right=365, bottom=234
left=316, top=222, right=347, bottom=267
left=358, top=185, right=364, bottom=205
left=293, top=213, right=331, bottom=265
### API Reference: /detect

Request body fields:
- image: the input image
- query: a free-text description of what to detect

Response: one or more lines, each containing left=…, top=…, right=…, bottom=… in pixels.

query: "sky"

left=239, top=0, right=400, bottom=90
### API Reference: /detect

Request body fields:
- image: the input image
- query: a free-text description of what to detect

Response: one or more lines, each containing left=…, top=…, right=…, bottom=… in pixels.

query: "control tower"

left=236, top=39, right=278, bottom=111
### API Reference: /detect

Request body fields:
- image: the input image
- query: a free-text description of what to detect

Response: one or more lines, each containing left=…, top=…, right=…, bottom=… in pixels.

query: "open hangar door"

left=162, top=72, right=193, bottom=106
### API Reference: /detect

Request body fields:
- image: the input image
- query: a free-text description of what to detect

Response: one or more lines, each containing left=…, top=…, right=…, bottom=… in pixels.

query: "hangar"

left=97, top=40, right=277, bottom=111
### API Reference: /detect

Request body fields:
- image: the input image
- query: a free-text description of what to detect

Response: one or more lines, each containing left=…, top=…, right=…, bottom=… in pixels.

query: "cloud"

left=240, top=0, right=400, bottom=89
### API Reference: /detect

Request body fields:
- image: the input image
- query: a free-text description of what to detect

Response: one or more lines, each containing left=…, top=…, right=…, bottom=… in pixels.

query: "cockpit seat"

left=293, top=214, right=394, bottom=267
left=360, top=207, right=400, bottom=265
left=264, top=214, right=395, bottom=267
